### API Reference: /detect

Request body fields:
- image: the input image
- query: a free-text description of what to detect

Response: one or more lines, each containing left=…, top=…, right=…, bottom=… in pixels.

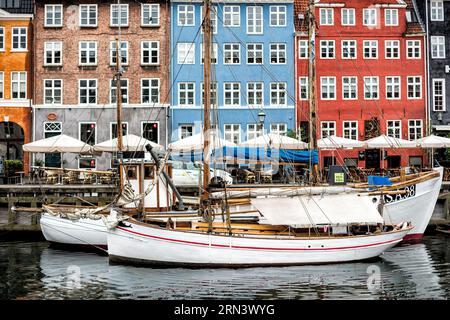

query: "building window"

left=363, top=40, right=378, bottom=59
left=386, top=76, right=401, bottom=99
left=178, top=82, right=195, bottom=106
left=78, top=79, right=97, bottom=104
left=321, top=121, right=336, bottom=138
left=299, top=77, right=308, bottom=100
left=431, top=36, right=445, bottom=59
left=201, top=42, right=218, bottom=64
left=270, top=82, right=287, bottom=106
left=110, top=79, right=128, bottom=104
left=385, top=9, right=398, bottom=26
left=320, top=77, right=336, bottom=100
left=11, top=27, right=27, bottom=51
left=247, top=82, right=263, bottom=106
left=298, top=40, right=308, bottom=59
left=407, top=40, right=421, bottom=59
left=111, top=4, right=129, bottom=27
left=110, top=41, right=128, bottom=66
left=342, top=76, right=357, bottom=99
left=45, top=4, right=63, bottom=27
left=224, top=124, right=241, bottom=144
left=0, top=72, right=3, bottom=99
left=110, top=122, right=128, bottom=140
left=223, top=5, right=240, bottom=27
left=320, top=8, right=333, bottom=25
left=224, top=82, right=240, bottom=106
left=387, top=120, right=401, bottom=139
left=44, top=41, right=62, bottom=66
left=270, top=43, right=286, bottom=64
left=432, top=79, right=445, bottom=111
left=224, top=43, right=240, bottom=64
left=408, top=120, right=422, bottom=140
left=178, top=5, right=195, bottom=26
left=247, top=6, right=263, bottom=34
left=247, top=124, right=263, bottom=140
left=177, top=43, right=195, bottom=64
left=141, top=41, right=159, bottom=65
left=79, top=123, right=96, bottom=146
left=247, top=43, right=263, bottom=64
left=270, top=123, right=287, bottom=135
left=320, top=40, right=335, bottom=59
left=343, top=121, right=358, bottom=140
left=431, top=0, right=444, bottom=21
left=342, top=40, right=356, bottom=59
left=44, top=79, right=62, bottom=104
left=79, top=41, right=97, bottom=65
left=0, top=27, right=4, bottom=51
left=142, top=122, right=159, bottom=143
left=201, top=82, right=218, bottom=107
left=270, top=6, right=286, bottom=27
left=363, top=8, right=377, bottom=26
left=364, top=76, right=379, bottom=99
left=141, top=78, right=160, bottom=104
left=341, top=8, right=355, bottom=26
left=385, top=40, right=400, bottom=59
left=79, top=4, right=97, bottom=27
left=200, top=6, right=218, bottom=34
left=407, top=76, right=422, bottom=99
left=142, top=3, right=160, bottom=26
left=179, top=124, right=194, bottom=139
left=11, top=72, right=26, bottom=99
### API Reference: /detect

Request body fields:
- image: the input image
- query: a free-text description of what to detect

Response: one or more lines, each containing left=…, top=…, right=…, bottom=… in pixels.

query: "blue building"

left=170, top=0, right=296, bottom=145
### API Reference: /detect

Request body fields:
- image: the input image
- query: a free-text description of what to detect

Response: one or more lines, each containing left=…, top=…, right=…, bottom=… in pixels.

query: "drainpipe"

left=425, top=0, right=431, bottom=135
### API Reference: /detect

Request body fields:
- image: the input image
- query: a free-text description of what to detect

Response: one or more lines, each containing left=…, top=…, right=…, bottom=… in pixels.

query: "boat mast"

left=115, top=0, right=124, bottom=193
left=202, top=0, right=212, bottom=200
left=307, top=0, right=318, bottom=184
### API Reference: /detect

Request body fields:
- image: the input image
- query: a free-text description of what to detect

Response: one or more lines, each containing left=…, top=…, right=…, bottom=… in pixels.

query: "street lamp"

left=258, top=111, right=266, bottom=135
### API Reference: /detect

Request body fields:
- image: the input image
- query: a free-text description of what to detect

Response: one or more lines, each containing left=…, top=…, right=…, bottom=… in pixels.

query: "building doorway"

left=0, top=122, right=24, bottom=161
left=365, top=149, right=380, bottom=169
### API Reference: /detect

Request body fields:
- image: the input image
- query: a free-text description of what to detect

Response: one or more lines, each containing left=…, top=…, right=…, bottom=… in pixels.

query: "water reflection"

left=0, top=236, right=449, bottom=300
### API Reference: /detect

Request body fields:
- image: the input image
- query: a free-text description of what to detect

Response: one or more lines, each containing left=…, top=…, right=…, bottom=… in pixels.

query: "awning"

left=93, top=134, right=163, bottom=152
left=251, top=194, right=383, bottom=227
left=22, top=134, right=93, bottom=154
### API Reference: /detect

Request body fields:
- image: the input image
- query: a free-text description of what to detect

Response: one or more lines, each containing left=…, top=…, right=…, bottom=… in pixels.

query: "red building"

left=295, top=0, right=428, bottom=170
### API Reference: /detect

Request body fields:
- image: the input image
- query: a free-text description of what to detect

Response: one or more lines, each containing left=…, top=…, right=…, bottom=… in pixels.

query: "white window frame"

left=431, top=0, right=444, bottom=21
left=363, top=40, right=378, bottom=59
left=79, top=122, right=97, bottom=146
left=45, top=4, right=63, bottom=28
left=79, top=41, right=97, bottom=66
left=224, top=124, right=241, bottom=144
left=43, top=79, right=63, bottom=105
left=141, top=3, right=160, bottom=27
left=343, top=121, right=358, bottom=140
left=200, top=42, right=218, bottom=65
left=432, top=78, right=446, bottom=111
left=110, top=122, right=129, bottom=140
left=200, top=6, right=218, bottom=34
left=299, top=77, right=308, bottom=100
left=247, top=43, right=263, bottom=64
left=385, top=9, right=398, bottom=26
left=141, top=40, right=160, bottom=66
left=321, top=121, right=336, bottom=138
left=270, top=123, right=287, bottom=135
left=78, top=79, right=97, bottom=105
left=408, top=119, right=423, bottom=140
left=247, top=6, right=263, bottom=35
left=177, top=43, right=195, bottom=64
left=201, top=82, right=218, bottom=107
left=363, top=8, right=377, bottom=27
left=79, top=4, right=98, bottom=27
left=247, top=123, right=263, bottom=140
left=270, top=43, right=286, bottom=64
left=341, top=8, right=355, bottom=26
left=385, top=40, right=400, bottom=59
left=386, top=120, right=401, bottom=139
left=141, top=78, right=160, bottom=104
left=247, top=82, right=264, bottom=106
left=179, top=124, right=194, bottom=140
left=270, top=82, right=287, bottom=107
left=320, top=8, right=334, bottom=26
left=109, top=41, right=129, bottom=66
left=407, top=76, right=422, bottom=99
left=10, top=71, right=26, bottom=99
left=0, top=72, right=3, bottom=99
left=110, top=4, right=129, bottom=27
left=223, top=5, right=240, bottom=27
left=341, top=40, right=357, bottom=59
left=44, top=41, right=62, bottom=66
left=364, top=76, right=379, bottom=100
left=431, top=36, right=445, bottom=59
left=386, top=76, right=401, bottom=100
left=178, top=82, right=195, bottom=106
left=320, top=40, right=335, bottom=59
left=406, top=40, right=421, bottom=59
left=342, top=76, right=358, bottom=100
left=224, top=82, right=241, bottom=107
left=11, top=27, right=27, bottom=51
left=110, top=79, right=129, bottom=104
left=178, top=5, right=195, bottom=26
left=320, top=77, right=336, bottom=100
left=269, top=5, right=286, bottom=27
left=223, top=43, right=240, bottom=65
left=0, top=27, right=4, bottom=51
left=141, top=121, right=160, bottom=145
left=298, top=40, right=308, bottom=59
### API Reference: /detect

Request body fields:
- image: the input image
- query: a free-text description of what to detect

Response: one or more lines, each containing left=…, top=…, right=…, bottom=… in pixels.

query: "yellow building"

left=0, top=0, right=33, bottom=175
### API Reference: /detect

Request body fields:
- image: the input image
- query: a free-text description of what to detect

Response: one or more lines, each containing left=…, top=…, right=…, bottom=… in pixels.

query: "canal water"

left=0, top=235, right=449, bottom=300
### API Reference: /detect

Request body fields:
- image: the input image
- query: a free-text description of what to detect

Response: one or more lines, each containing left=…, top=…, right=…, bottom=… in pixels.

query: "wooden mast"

left=202, top=0, right=212, bottom=200
left=307, top=0, right=319, bottom=184
left=115, top=0, right=124, bottom=193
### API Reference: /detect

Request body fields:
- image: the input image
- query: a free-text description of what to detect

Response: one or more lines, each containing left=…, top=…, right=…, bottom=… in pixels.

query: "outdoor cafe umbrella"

left=318, top=135, right=365, bottom=149
left=168, top=131, right=236, bottom=152
left=364, top=134, right=417, bottom=169
left=93, top=134, right=164, bottom=152
left=415, top=134, right=450, bottom=167
left=240, top=133, right=308, bottom=150
left=22, top=134, right=93, bottom=154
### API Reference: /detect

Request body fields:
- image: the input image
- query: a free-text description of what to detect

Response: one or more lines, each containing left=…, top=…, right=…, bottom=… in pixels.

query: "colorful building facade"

left=295, top=0, right=428, bottom=169
left=170, top=0, right=296, bottom=146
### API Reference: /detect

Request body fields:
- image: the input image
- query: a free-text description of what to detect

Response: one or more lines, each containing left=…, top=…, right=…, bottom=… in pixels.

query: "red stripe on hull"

left=402, top=233, right=424, bottom=242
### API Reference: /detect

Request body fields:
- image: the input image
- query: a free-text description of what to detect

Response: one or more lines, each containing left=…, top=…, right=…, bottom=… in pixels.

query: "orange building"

left=0, top=0, right=33, bottom=175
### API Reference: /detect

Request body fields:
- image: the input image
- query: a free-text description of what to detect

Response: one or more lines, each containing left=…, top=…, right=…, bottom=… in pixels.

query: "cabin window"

left=126, top=166, right=137, bottom=180
left=144, top=166, right=155, bottom=179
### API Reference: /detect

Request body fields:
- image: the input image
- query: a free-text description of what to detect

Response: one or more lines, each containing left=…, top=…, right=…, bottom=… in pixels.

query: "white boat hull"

left=107, top=220, right=410, bottom=267
left=40, top=213, right=108, bottom=249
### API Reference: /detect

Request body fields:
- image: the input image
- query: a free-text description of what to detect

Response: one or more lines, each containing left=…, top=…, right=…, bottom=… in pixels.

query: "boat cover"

left=251, top=194, right=383, bottom=227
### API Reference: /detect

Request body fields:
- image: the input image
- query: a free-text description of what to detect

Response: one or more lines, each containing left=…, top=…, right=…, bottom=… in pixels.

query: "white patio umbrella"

left=318, top=135, right=365, bottom=149
left=415, top=134, right=450, bottom=167
left=240, top=133, right=308, bottom=150
left=364, top=134, right=417, bottom=169
left=93, top=134, right=163, bottom=152
left=23, top=134, right=92, bottom=154
left=169, top=131, right=236, bottom=152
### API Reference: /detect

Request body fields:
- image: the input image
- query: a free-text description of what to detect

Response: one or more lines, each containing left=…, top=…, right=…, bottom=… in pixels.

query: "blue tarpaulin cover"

left=368, top=176, right=393, bottom=186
